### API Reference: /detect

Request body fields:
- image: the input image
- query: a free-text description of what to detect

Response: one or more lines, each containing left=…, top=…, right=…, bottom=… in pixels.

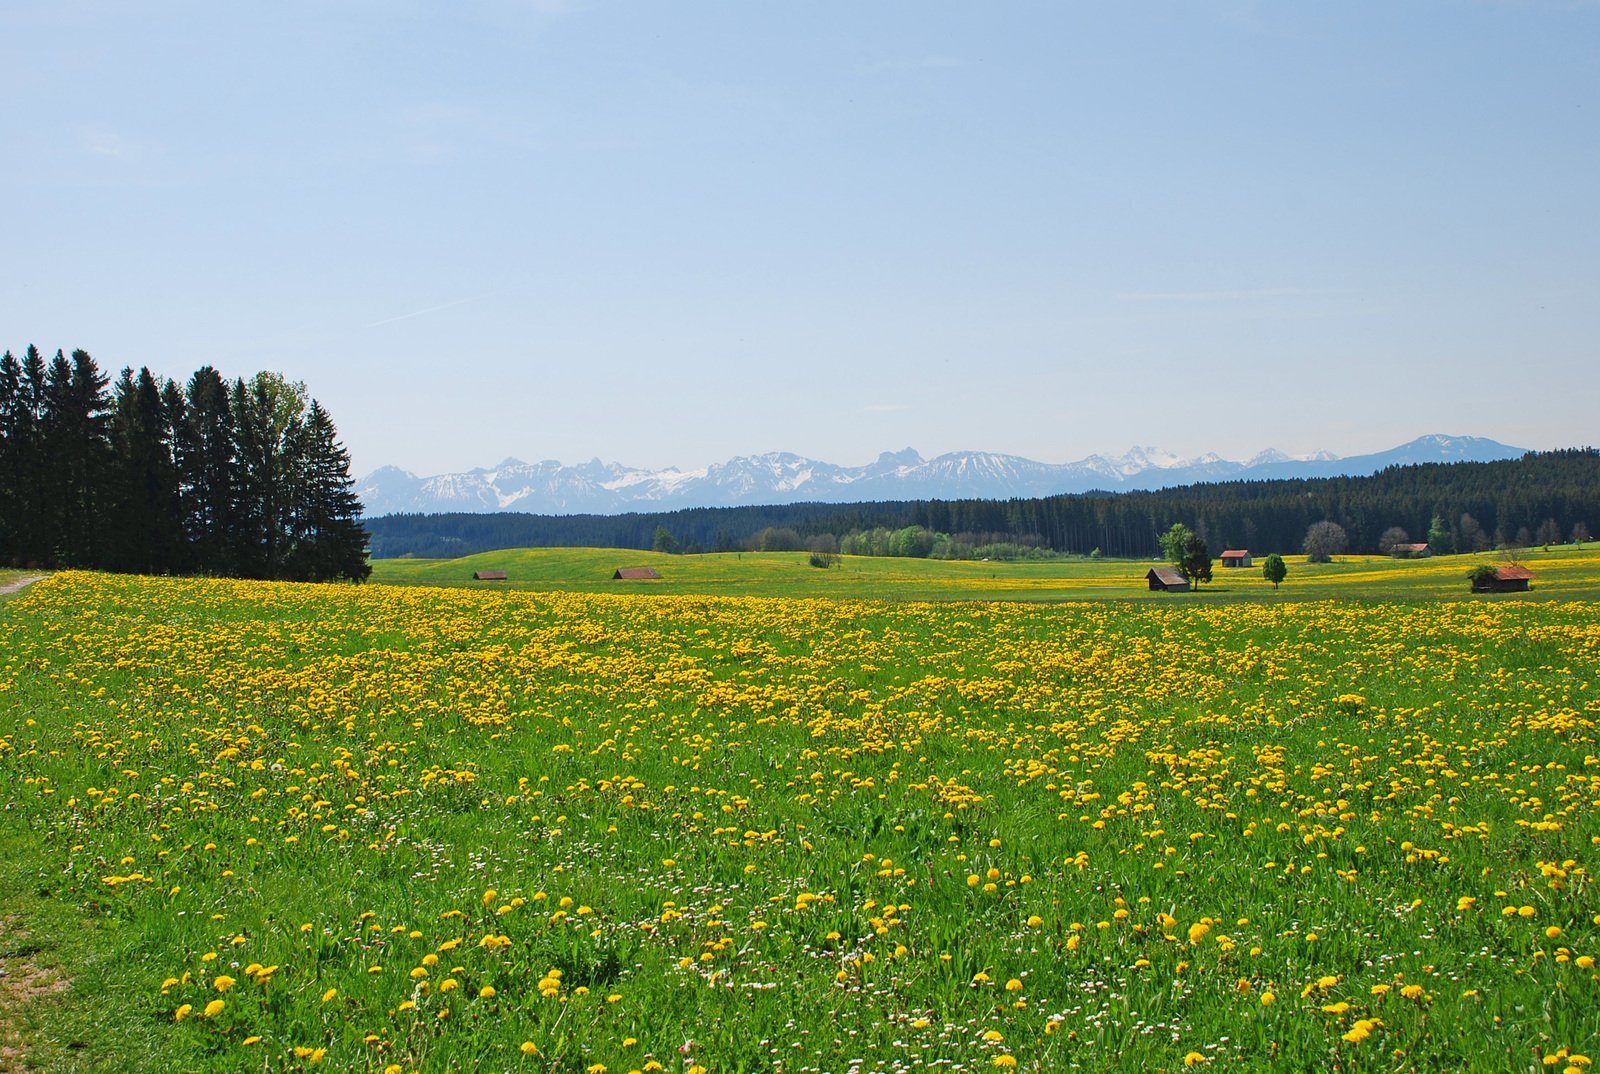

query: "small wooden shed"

left=1473, top=564, right=1533, bottom=592
left=613, top=567, right=662, bottom=580
left=1393, top=543, right=1432, bottom=558
left=1147, top=566, right=1190, bottom=592
left=472, top=570, right=508, bottom=581
left=1219, top=549, right=1252, bottom=568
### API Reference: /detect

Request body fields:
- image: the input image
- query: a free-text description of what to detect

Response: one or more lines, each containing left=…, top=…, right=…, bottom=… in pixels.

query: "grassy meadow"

left=0, top=557, right=1597, bottom=1072
left=370, top=544, right=1600, bottom=603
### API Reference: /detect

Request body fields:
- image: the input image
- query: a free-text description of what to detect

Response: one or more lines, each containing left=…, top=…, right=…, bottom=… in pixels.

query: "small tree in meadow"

left=1262, top=553, right=1287, bottom=590
left=1160, top=523, right=1211, bottom=587
left=1378, top=526, right=1410, bottom=556
left=1303, top=520, right=1348, bottom=563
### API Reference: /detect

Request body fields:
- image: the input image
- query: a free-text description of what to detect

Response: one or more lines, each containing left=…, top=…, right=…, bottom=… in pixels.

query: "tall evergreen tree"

left=287, top=400, right=370, bottom=581
left=0, top=350, right=23, bottom=563
left=36, top=351, right=76, bottom=561
left=159, top=378, right=190, bottom=572
left=178, top=366, right=239, bottom=575
left=38, top=350, right=112, bottom=565
left=108, top=367, right=183, bottom=573
left=5, top=346, right=50, bottom=563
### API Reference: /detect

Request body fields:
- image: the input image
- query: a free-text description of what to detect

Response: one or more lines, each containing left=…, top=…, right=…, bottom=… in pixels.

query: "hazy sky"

left=5, top=1, right=1597, bottom=477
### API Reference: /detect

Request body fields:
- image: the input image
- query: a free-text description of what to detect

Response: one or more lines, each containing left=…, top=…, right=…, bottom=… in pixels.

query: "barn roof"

left=1495, top=565, right=1534, bottom=580
left=1147, top=566, right=1189, bottom=586
left=472, top=570, right=508, bottom=580
left=1220, top=549, right=1250, bottom=558
left=613, top=567, right=662, bottom=580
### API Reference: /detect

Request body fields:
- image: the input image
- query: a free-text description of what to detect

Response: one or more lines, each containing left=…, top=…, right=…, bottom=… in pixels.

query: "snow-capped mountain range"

left=357, top=434, right=1525, bottom=517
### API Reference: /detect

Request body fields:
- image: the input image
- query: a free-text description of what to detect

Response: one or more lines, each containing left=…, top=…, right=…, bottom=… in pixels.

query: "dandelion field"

left=1, top=572, right=1597, bottom=1073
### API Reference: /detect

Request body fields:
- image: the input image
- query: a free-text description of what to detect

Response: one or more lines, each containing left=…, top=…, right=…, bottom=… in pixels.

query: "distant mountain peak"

left=877, top=447, right=923, bottom=467
left=357, top=435, right=1528, bottom=517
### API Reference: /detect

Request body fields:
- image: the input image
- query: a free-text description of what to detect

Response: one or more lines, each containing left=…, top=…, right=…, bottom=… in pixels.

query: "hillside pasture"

left=370, top=544, right=1600, bottom=603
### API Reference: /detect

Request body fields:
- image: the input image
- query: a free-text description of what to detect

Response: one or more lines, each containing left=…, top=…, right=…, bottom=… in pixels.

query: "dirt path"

left=0, top=576, right=44, bottom=599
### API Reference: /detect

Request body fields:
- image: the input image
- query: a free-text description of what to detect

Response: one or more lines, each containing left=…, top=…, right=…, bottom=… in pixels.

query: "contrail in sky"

left=366, top=293, right=493, bottom=328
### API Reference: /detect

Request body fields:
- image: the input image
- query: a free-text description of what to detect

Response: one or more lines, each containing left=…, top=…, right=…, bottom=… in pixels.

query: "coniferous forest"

left=0, top=345, right=369, bottom=580
left=365, top=449, right=1599, bottom=561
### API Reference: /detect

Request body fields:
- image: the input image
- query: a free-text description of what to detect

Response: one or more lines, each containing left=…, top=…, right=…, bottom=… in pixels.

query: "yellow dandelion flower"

left=203, top=999, right=225, bottom=1018
left=1342, top=1019, right=1376, bottom=1044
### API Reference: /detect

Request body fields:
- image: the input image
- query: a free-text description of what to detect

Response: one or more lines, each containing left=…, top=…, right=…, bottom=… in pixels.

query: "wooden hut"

left=472, top=570, right=508, bottom=581
left=1472, top=565, right=1532, bottom=592
left=1146, top=566, right=1190, bottom=592
left=613, top=567, right=662, bottom=580
left=1219, top=549, right=1252, bottom=568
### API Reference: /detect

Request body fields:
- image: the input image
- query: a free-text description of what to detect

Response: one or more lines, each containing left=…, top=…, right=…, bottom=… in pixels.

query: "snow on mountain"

left=355, top=435, right=1527, bottom=517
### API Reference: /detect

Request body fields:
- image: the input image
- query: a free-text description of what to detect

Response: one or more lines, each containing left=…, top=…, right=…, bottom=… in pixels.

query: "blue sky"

left=4, top=1, right=1597, bottom=476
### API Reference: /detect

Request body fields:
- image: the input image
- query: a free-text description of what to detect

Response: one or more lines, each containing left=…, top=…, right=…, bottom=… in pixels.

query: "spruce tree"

left=108, top=367, right=183, bottom=574
left=9, top=346, right=50, bottom=563
left=289, top=400, right=370, bottom=581
left=179, top=366, right=239, bottom=575
left=39, top=350, right=112, bottom=566
left=0, top=350, right=22, bottom=563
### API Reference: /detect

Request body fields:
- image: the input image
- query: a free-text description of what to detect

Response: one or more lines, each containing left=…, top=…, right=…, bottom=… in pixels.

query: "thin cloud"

left=79, top=125, right=131, bottom=158
left=1112, top=286, right=1346, bottom=303
left=863, top=402, right=911, bottom=414
left=862, top=54, right=966, bottom=74
left=404, top=103, right=483, bottom=128
left=366, top=294, right=493, bottom=329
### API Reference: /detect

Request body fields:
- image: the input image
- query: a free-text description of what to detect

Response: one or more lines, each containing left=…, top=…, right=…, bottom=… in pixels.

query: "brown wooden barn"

left=1473, top=564, right=1533, bottom=592
left=472, top=570, right=508, bottom=581
left=1219, top=549, right=1252, bottom=568
left=1146, top=566, right=1190, bottom=592
left=613, top=567, right=662, bottom=580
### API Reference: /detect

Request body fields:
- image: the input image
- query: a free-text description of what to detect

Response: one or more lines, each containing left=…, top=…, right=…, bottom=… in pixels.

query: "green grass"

left=370, top=543, right=1600, bottom=602
left=1, top=571, right=1596, bottom=1072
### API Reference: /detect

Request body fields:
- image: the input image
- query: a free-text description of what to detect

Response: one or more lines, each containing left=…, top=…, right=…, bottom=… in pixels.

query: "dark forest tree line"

left=365, top=449, right=1598, bottom=561
left=1, top=345, right=369, bottom=580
